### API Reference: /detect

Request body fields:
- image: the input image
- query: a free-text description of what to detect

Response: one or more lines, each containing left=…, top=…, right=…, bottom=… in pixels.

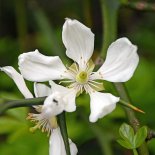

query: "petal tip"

left=115, top=37, right=137, bottom=48
left=65, top=105, right=76, bottom=112
left=0, top=66, right=13, bottom=76
left=34, top=49, right=39, bottom=53
left=65, top=17, right=72, bottom=22
left=117, top=37, right=132, bottom=45
left=89, top=115, right=97, bottom=123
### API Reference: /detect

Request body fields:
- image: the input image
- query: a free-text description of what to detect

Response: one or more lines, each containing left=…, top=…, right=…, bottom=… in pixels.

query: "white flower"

left=0, top=66, right=78, bottom=155
left=18, top=18, right=139, bottom=122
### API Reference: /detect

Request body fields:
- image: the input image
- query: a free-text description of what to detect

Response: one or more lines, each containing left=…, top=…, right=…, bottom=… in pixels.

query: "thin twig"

left=124, top=1, right=155, bottom=11
left=119, top=99, right=145, bottom=114
left=146, top=129, right=155, bottom=141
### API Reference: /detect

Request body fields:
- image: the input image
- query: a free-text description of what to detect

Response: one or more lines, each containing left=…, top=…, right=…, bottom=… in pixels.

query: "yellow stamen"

left=29, top=124, right=39, bottom=133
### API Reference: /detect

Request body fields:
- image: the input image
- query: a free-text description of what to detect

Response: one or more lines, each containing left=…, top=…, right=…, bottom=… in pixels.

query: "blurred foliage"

left=0, top=0, right=155, bottom=155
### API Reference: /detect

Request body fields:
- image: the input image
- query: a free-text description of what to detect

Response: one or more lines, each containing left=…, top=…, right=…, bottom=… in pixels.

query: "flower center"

left=76, top=71, right=88, bottom=84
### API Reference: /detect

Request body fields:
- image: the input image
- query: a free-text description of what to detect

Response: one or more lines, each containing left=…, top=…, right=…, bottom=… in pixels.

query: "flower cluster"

left=1, top=18, right=139, bottom=154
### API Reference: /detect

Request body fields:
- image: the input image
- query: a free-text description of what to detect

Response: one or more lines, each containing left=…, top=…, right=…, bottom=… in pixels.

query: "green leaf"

left=118, top=123, right=148, bottom=150
left=117, top=139, right=133, bottom=149
left=119, top=123, right=134, bottom=144
left=134, top=126, right=148, bottom=148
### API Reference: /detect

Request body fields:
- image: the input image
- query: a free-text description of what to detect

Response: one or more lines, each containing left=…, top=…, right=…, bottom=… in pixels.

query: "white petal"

left=89, top=92, right=119, bottom=122
left=69, top=139, right=78, bottom=155
left=42, top=92, right=65, bottom=117
left=18, top=49, right=67, bottom=82
left=63, top=90, right=77, bottom=112
left=0, top=66, right=33, bottom=98
left=33, top=83, right=52, bottom=113
left=93, top=38, right=139, bottom=82
left=49, top=128, right=78, bottom=155
left=49, top=81, right=77, bottom=112
left=49, top=80, right=68, bottom=93
left=49, top=128, right=66, bottom=155
left=42, top=87, right=76, bottom=117
left=62, top=18, right=94, bottom=69
left=34, top=82, right=51, bottom=97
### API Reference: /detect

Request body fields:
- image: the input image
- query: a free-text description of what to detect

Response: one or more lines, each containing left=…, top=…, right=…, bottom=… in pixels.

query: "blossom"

left=0, top=66, right=78, bottom=155
left=18, top=18, right=139, bottom=122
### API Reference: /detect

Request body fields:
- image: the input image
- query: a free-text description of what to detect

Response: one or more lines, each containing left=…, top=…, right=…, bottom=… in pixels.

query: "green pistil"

left=76, top=71, right=88, bottom=84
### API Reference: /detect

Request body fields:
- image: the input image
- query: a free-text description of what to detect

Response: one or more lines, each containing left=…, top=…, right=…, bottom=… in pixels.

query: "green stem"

left=100, top=0, right=119, bottom=58
left=57, top=112, right=71, bottom=155
left=133, top=149, right=139, bottom=155
left=0, top=97, right=45, bottom=115
left=100, top=0, right=149, bottom=155
left=114, top=83, right=141, bottom=131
